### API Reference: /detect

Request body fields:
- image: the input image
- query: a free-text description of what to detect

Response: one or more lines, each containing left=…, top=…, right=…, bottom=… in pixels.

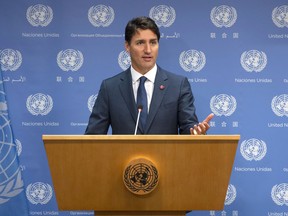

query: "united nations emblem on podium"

left=123, top=158, right=159, bottom=195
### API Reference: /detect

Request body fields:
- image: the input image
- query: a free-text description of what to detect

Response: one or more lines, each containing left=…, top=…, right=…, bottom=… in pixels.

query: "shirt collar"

left=131, top=64, right=157, bottom=84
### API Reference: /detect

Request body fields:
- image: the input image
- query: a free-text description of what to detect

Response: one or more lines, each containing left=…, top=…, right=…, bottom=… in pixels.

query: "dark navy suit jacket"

left=85, top=66, right=199, bottom=134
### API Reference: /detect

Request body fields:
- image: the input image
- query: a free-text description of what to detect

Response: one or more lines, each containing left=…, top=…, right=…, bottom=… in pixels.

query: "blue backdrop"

left=1, top=1, right=288, bottom=216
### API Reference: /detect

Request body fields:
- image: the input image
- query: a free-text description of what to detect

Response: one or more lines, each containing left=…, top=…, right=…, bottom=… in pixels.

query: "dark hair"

left=125, top=16, right=160, bottom=44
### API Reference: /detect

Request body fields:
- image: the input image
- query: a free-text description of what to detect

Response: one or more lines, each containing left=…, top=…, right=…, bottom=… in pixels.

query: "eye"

left=150, top=40, right=158, bottom=45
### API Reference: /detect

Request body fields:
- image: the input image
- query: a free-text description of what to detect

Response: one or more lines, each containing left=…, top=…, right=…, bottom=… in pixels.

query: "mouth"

left=142, top=56, right=153, bottom=61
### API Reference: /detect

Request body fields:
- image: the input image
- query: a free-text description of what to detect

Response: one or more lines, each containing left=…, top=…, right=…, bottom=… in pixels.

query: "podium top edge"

left=42, top=134, right=240, bottom=141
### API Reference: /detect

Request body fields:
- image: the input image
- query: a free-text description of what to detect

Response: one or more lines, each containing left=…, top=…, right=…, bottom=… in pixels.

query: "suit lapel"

left=145, top=68, right=168, bottom=132
left=119, top=69, right=145, bottom=132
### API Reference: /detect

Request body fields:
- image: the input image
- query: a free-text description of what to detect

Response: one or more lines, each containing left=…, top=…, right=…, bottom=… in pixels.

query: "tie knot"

left=139, top=76, right=147, bottom=84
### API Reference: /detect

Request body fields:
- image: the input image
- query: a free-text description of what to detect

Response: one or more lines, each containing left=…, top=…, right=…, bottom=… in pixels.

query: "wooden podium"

left=43, top=135, right=240, bottom=216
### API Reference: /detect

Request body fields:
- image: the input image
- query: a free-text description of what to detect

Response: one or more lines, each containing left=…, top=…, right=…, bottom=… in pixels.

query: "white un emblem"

left=87, top=94, right=98, bottom=113
left=241, top=50, right=267, bottom=72
left=0, top=49, right=22, bottom=71
left=26, top=4, right=53, bottom=27
left=0, top=92, right=24, bottom=204
left=118, top=50, right=131, bottom=70
left=272, top=5, right=288, bottom=28
left=271, top=94, right=288, bottom=117
left=225, top=184, right=237, bottom=205
left=179, top=49, right=206, bottom=72
left=26, top=93, right=53, bottom=116
left=211, top=5, right=237, bottom=28
left=210, top=94, right=237, bottom=116
left=271, top=183, right=288, bottom=206
left=26, top=182, right=53, bottom=205
left=57, top=49, right=84, bottom=72
left=88, top=5, right=114, bottom=27
left=149, top=5, right=176, bottom=27
left=240, top=138, right=267, bottom=161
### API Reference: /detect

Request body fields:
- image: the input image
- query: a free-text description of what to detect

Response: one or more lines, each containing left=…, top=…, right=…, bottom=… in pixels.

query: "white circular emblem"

left=0, top=90, right=24, bottom=204
left=0, top=49, right=22, bottom=71
left=87, top=94, right=98, bottom=112
left=26, top=182, right=53, bottom=205
left=240, top=138, right=267, bottom=161
left=225, top=184, right=237, bottom=205
left=179, top=49, right=206, bottom=72
left=88, top=5, right=115, bottom=27
left=271, top=94, right=288, bottom=117
left=241, top=50, right=267, bottom=72
left=271, top=183, right=288, bottom=206
left=57, top=49, right=84, bottom=72
left=210, top=5, right=237, bottom=28
left=118, top=50, right=131, bottom=70
left=272, top=5, right=288, bottom=28
left=0, top=115, right=19, bottom=184
left=149, top=5, right=176, bottom=27
left=26, top=93, right=53, bottom=116
left=210, top=94, right=237, bottom=116
left=26, top=4, right=53, bottom=27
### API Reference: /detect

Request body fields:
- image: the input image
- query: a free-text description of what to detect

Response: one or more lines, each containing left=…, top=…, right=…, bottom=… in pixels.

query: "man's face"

left=125, top=29, right=159, bottom=75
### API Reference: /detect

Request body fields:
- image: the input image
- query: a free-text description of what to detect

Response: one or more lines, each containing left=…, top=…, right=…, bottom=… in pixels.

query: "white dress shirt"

left=131, top=65, right=157, bottom=113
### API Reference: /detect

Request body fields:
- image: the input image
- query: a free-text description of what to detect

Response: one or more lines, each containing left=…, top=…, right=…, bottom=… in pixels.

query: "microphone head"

left=137, top=104, right=143, bottom=111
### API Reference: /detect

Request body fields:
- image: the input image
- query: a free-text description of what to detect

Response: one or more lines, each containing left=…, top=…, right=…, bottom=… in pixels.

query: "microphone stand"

left=134, top=105, right=143, bottom=135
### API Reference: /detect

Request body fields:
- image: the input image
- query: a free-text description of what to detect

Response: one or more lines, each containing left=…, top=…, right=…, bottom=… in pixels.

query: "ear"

left=125, top=41, right=130, bottom=53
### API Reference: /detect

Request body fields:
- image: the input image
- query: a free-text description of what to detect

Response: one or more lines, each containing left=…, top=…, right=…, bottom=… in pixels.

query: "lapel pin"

left=160, top=85, right=165, bottom=90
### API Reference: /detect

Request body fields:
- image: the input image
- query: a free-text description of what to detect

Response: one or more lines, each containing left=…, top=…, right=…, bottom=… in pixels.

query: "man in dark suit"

left=85, top=16, right=213, bottom=135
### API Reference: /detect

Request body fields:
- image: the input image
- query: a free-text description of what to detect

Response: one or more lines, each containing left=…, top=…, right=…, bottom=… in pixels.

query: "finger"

left=198, top=123, right=211, bottom=135
left=190, top=128, right=198, bottom=135
left=203, top=113, right=214, bottom=123
left=198, top=123, right=206, bottom=132
left=194, top=124, right=202, bottom=134
left=202, top=122, right=210, bottom=130
left=193, top=129, right=198, bottom=135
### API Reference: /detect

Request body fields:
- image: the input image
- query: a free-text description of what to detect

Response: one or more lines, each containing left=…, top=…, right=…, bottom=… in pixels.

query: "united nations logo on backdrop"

left=87, top=94, right=97, bottom=112
left=57, top=49, right=84, bottom=72
left=179, top=49, right=206, bottom=72
left=26, top=4, right=53, bottom=27
left=210, top=5, right=237, bottom=28
left=241, top=50, right=267, bottom=72
left=123, top=158, right=159, bottom=195
left=26, top=182, right=53, bottom=205
left=225, top=184, right=237, bottom=205
left=149, top=5, right=176, bottom=27
left=271, top=94, right=288, bottom=117
left=210, top=94, right=237, bottom=116
left=0, top=91, right=24, bottom=204
left=271, top=183, right=288, bottom=206
left=0, top=49, right=22, bottom=71
left=240, top=138, right=267, bottom=161
left=26, top=93, right=53, bottom=116
left=118, top=50, right=131, bottom=70
left=88, top=5, right=114, bottom=27
left=272, top=5, right=288, bottom=28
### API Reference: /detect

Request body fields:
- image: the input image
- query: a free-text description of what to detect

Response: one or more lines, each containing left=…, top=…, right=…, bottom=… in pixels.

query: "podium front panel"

left=43, top=135, right=239, bottom=212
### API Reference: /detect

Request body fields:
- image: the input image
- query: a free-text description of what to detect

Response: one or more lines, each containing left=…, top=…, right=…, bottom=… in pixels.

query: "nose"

left=144, top=43, right=151, bottom=53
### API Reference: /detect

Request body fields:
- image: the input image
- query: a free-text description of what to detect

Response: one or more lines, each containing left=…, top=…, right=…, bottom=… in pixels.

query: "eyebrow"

left=135, top=38, right=158, bottom=42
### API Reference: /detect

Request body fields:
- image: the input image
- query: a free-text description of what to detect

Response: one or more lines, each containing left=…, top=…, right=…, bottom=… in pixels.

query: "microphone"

left=134, top=105, right=143, bottom=135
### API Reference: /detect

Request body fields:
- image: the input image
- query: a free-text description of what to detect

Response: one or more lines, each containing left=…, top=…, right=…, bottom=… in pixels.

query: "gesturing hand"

left=190, top=113, right=214, bottom=135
